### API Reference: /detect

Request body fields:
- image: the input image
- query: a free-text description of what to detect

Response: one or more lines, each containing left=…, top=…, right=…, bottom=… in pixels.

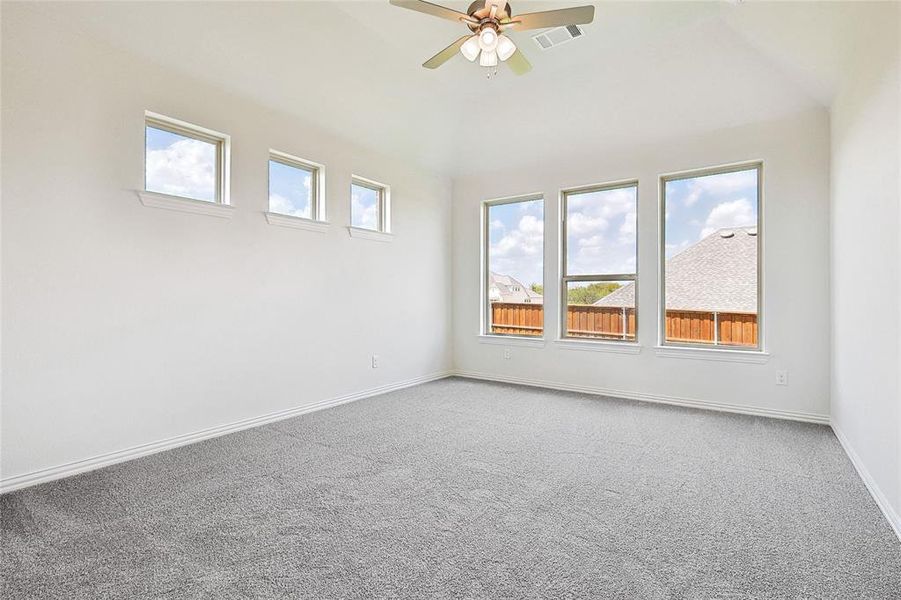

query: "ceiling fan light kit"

left=460, top=35, right=481, bottom=61
left=496, top=35, right=516, bottom=61
left=389, top=0, right=595, bottom=76
left=479, top=49, right=498, bottom=67
left=460, top=35, right=482, bottom=62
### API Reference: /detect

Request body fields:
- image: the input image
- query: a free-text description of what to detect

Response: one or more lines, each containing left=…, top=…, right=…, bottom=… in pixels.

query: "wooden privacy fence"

left=490, top=303, right=758, bottom=347
left=490, top=302, right=544, bottom=336
left=664, top=310, right=757, bottom=347
left=567, top=305, right=636, bottom=340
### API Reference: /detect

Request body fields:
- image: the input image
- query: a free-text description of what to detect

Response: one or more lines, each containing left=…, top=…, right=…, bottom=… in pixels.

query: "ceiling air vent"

left=532, top=24, right=584, bottom=50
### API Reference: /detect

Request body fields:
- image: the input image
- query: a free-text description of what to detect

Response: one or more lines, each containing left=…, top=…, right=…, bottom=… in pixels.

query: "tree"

left=530, top=283, right=543, bottom=295
left=567, top=282, right=621, bottom=305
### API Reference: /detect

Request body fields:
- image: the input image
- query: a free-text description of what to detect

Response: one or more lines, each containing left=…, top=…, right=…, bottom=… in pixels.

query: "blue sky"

left=146, top=122, right=755, bottom=274
left=566, top=186, right=637, bottom=277
left=269, top=160, right=313, bottom=218
left=351, top=184, right=379, bottom=229
left=665, top=168, right=758, bottom=257
left=487, top=169, right=757, bottom=291
left=488, top=199, right=544, bottom=288
left=145, top=126, right=216, bottom=201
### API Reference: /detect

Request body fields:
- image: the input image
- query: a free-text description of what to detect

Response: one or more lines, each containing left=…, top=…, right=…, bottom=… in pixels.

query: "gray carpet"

left=2, top=378, right=899, bottom=599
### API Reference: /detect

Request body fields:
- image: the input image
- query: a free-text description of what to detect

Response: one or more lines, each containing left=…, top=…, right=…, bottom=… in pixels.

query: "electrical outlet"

left=775, top=370, right=788, bottom=386
left=371, top=355, right=379, bottom=369
left=503, top=348, right=512, bottom=360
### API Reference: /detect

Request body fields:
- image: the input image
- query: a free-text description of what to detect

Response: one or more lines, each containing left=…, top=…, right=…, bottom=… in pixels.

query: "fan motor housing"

left=467, top=1, right=511, bottom=19
left=466, top=1, right=512, bottom=33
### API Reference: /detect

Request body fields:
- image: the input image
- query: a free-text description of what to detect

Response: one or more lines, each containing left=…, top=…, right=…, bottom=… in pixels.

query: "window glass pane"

left=145, top=125, right=217, bottom=202
left=566, top=185, right=637, bottom=276
left=269, top=160, right=313, bottom=219
left=487, top=198, right=544, bottom=336
left=663, top=167, right=758, bottom=347
left=566, top=280, right=635, bottom=340
left=351, top=183, right=380, bottom=230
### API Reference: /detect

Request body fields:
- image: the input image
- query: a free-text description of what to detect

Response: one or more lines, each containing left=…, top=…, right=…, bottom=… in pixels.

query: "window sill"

left=654, top=346, right=770, bottom=364
left=137, top=190, right=234, bottom=219
left=555, top=339, right=642, bottom=354
left=347, top=227, right=393, bottom=242
left=265, top=212, right=329, bottom=232
left=478, top=335, right=545, bottom=348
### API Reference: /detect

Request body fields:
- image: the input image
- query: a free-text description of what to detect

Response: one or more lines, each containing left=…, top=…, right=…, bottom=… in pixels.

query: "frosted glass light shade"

left=460, top=35, right=480, bottom=62
left=478, top=28, right=499, bottom=52
left=479, top=49, right=498, bottom=67
left=496, top=35, right=516, bottom=61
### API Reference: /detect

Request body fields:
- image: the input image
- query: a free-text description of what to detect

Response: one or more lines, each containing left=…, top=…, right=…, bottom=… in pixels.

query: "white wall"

left=1, top=7, right=452, bottom=484
left=830, top=3, right=901, bottom=533
left=452, top=108, right=831, bottom=421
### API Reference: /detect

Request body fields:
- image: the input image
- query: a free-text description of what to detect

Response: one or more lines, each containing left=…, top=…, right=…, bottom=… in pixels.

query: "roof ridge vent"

left=532, top=24, right=584, bottom=50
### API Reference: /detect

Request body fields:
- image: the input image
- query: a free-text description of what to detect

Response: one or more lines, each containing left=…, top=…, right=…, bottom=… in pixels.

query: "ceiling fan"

left=389, top=0, right=595, bottom=75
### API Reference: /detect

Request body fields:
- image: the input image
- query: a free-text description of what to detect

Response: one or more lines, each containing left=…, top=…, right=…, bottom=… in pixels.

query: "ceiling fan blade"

left=389, top=0, right=473, bottom=24
left=505, top=48, right=532, bottom=75
left=423, top=35, right=471, bottom=69
left=506, top=5, right=595, bottom=31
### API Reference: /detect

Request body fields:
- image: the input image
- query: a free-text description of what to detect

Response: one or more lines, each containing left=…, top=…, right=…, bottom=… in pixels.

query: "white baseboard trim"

left=453, top=370, right=831, bottom=425
left=0, top=370, right=453, bottom=495
left=831, top=423, right=901, bottom=542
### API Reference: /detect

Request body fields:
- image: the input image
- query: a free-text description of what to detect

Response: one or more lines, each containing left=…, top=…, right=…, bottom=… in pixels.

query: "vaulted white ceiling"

left=28, top=1, right=859, bottom=176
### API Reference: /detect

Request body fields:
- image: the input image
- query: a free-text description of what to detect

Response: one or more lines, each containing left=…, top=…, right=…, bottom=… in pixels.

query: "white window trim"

left=654, top=345, right=770, bottom=364
left=481, top=193, right=545, bottom=338
left=478, top=334, right=546, bottom=349
left=559, top=180, right=639, bottom=344
left=143, top=111, right=230, bottom=208
left=265, top=212, right=329, bottom=232
left=136, top=190, right=235, bottom=218
left=554, top=339, right=641, bottom=354
left=267, top=149, right=326, bottom=225
left=350, top=174, right=391, bottom=234
left=658, top=160, right=764, bottom=353
left=347, top=227, right=393, bottom=242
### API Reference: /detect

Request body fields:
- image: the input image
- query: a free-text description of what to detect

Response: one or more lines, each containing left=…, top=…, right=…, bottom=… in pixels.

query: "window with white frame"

left=268, top=151, right=323, bottom=220
left=350, top=176, right=389, bottom=232
left=144, top=113, right=228, bottom=204
left=561, top=182, right=638, bottom=341
left=661, top=163, right=761, bottom=349
left=483, top=195, right=544, bottom=337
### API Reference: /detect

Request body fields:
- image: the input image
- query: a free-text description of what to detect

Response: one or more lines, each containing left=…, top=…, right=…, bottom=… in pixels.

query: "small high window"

left=144, top=112, right=228, bottom=204
left=350, top=176, right=390, bottom=232
left=268, top=151, right=324, bottom=221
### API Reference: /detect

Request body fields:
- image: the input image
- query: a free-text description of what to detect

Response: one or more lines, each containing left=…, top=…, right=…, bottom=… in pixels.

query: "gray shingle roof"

left=594, top=226, right=757, bottom=312
left=489, top=272, right=543, bottom=304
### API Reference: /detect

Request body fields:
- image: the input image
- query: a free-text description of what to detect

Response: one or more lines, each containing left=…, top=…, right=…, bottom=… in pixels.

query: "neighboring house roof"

left=594, top=226, right=757, bottom=313
left=489, top=271, right=543, bottom=304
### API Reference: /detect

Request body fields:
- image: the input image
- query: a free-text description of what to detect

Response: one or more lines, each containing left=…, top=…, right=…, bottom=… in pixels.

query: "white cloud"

left=579, top=235, right=604, bottom=249
left=700, top=198, right=755, bottom=239
left=683, top=169, right=757, bottom=207
left=567, top=212, right=608, bottom=237
left=146, top=138, right=216, bottom=201
left=618, top=210, right=636, bottom=243
left=490, top=214, right=544, bottom=286
left=665, top=239, right=691, bottom=257
left=565, top=189, right=637, bottom=275
left=517, top=214, right=543, bottom=235
left=269, top=193, right=309, bottom=218
left=351, top=190, right=379, bottom=230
